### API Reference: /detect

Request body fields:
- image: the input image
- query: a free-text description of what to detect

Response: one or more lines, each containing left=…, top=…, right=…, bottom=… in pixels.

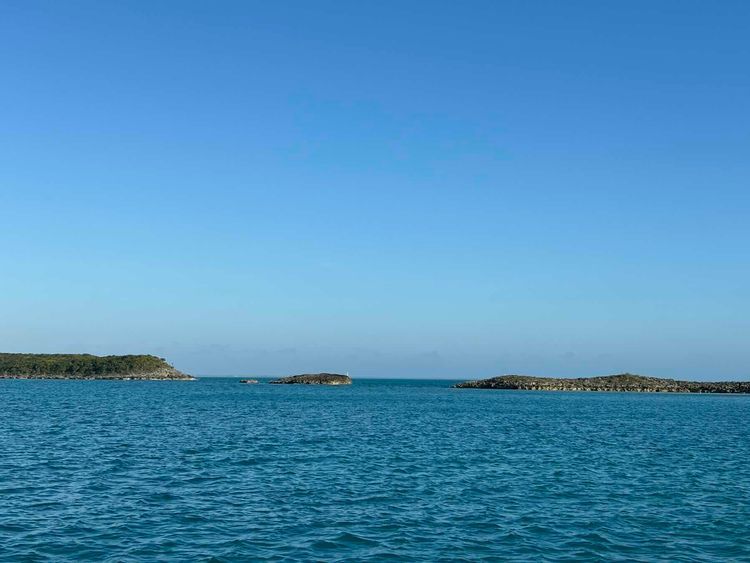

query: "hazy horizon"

left=2, top=1, right=748, bottom=380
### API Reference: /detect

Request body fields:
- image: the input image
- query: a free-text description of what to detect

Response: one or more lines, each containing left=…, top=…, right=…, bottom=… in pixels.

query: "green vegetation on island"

left=454, top=373, right=750, bottom=393
left=0, top=353, right=194, bottom=380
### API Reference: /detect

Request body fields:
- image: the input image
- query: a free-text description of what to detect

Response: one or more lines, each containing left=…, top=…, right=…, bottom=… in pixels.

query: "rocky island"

left=454, top=373, right=750, bottom=393
left=0, top=353, right=195, bottom=380
left=269, top=373, right=352, bottom=385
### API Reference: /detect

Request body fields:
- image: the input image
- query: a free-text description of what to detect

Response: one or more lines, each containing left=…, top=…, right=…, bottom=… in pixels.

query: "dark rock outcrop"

left=454, top=373, right=750, bottom=393
left=269, top=373, right=352, bottom=385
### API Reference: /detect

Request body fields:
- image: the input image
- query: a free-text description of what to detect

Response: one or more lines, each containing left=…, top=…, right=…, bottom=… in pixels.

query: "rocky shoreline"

left=454, top=373, right=750, bottom=393
left=269, top=373, right=352, bottom=385
left=0, top=369, right=195, bottom=381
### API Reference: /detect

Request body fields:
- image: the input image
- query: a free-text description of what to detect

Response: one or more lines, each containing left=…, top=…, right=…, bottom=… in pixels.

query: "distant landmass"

left=454, top=373, right=750, bottom=393
left=269, top=373, right=352, bottom=385
left=0, top=353, right=194, bottom=380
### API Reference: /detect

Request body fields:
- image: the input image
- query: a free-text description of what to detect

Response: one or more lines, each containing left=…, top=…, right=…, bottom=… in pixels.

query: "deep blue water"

left=1, top=378, right=749, bottom=562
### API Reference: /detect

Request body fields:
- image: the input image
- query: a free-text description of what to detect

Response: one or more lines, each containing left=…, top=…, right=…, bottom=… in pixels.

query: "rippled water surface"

left=1, top=378, right=749, bottom=561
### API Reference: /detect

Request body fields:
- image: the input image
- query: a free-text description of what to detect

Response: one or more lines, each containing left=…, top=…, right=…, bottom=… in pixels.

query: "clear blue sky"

left=1, top=1, right=748, bottom=378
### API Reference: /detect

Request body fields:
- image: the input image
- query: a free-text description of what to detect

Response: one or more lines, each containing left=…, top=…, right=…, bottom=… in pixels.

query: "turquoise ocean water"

left=1, top=378, right=749, bottom=561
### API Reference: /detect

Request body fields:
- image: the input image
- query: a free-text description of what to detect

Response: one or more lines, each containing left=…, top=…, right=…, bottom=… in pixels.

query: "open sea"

left=1, top=377, right=749, bottom=562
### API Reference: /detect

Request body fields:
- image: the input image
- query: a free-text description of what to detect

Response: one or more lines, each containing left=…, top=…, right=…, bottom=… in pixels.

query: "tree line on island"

left=0, top=353, right=194, bottom=380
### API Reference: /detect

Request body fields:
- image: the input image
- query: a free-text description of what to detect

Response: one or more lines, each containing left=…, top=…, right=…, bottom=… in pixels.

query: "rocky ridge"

left=454, top=373, right=750, bottom=393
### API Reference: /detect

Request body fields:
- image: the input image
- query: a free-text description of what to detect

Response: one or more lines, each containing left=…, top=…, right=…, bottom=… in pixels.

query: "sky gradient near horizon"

left=1, top=1, right=748, bottom=378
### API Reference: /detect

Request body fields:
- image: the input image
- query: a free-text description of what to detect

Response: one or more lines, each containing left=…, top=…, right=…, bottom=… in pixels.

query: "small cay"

left=0, top=353, right=195, bottom=380
left=454, top=373, right=750, bottom=393
left=269, top=373, right=352, bottom=385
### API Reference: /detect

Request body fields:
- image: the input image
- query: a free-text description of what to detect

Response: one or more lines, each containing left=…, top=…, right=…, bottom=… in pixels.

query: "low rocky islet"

left=268, top=373, right=352, bottom=385
left=454, top=373, right=750, bottom=393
